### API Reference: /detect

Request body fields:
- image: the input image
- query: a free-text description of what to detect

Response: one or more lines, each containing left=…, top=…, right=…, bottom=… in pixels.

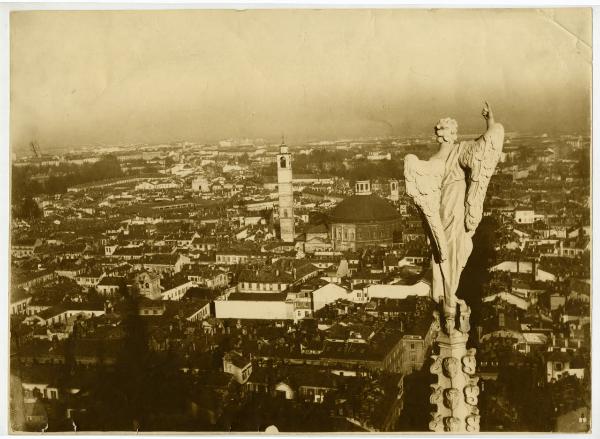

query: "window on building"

left=280, top=157, right=287, bottom=168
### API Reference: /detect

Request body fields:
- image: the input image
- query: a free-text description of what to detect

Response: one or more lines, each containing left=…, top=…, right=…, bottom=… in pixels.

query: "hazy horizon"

left=10, top=8, right=592, bottom=155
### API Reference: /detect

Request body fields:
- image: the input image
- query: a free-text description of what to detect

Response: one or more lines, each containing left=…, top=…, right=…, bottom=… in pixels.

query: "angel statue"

left=404, top=102, right=504, bottom=335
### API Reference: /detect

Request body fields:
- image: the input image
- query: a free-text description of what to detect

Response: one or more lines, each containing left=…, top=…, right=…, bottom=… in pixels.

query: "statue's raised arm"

left=459, top=102, right=504, bottom=233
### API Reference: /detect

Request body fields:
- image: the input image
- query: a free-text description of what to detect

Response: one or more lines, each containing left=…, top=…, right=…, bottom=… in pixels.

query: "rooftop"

left=329, top=194, right=400, bottom=223
left=227, top=292, right=288, bottom=302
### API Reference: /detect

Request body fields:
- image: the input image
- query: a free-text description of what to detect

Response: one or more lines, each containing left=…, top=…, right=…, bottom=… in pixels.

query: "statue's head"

left=435, top=118, right=458, bottom=145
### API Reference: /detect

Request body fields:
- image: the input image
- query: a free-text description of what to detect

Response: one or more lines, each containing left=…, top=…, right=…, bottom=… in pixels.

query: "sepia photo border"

left=0, top=1, right=597, bottom=439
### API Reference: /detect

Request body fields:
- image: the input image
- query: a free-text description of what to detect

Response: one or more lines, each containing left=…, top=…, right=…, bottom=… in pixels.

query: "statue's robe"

left=432, top=141, right=471, bottom=310
left=432, top=123, right=504, bottom=313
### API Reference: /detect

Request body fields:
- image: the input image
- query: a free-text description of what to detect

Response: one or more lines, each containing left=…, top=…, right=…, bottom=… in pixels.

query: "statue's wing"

left=404, top=154, right=447, bottom=261
left=459, top=123, right=505, bottom=232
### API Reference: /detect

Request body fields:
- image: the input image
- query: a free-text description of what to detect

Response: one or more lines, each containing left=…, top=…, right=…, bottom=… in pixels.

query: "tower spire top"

left=279, top=134, right=289, bottom=154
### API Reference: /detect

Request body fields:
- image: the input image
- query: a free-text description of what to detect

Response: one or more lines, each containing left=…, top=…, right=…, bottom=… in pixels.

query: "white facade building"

left=312, top=283, right=351, bottom=312
left=192, top=176, right=211, bottom=192
left=365, top=280, right=431, bottom=300
left=214, top=293, right=294, bottom=320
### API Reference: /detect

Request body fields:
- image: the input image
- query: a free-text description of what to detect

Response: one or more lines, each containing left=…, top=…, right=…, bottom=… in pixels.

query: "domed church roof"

left=328, top=194, right=400, bottom=223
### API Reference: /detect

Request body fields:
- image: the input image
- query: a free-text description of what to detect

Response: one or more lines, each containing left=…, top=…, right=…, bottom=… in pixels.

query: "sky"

left=10, top=8, right=592, bottom=154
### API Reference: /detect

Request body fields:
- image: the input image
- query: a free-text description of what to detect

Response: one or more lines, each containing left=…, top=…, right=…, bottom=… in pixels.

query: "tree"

left=14, top=197, right=42, bottom=220
left=11, top=155, right=124, bottom=198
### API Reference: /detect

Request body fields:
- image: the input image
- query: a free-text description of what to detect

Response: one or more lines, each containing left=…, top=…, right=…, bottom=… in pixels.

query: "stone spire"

left=403, top=103, right=504, bottom=433
left=428, top=312, right=480, bottom=433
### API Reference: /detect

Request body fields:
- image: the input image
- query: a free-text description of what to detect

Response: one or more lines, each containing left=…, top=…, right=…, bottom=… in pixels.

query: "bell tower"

left=277, top=139, right=295, bottom=242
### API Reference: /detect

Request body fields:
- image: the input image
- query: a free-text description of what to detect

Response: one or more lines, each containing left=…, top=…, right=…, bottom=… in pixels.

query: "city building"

left=328, top=180, right=401, bottom=250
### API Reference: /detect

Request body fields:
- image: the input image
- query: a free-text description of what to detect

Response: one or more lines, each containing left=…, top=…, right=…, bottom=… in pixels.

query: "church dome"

left=328, top=194, right=400, bottom=223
